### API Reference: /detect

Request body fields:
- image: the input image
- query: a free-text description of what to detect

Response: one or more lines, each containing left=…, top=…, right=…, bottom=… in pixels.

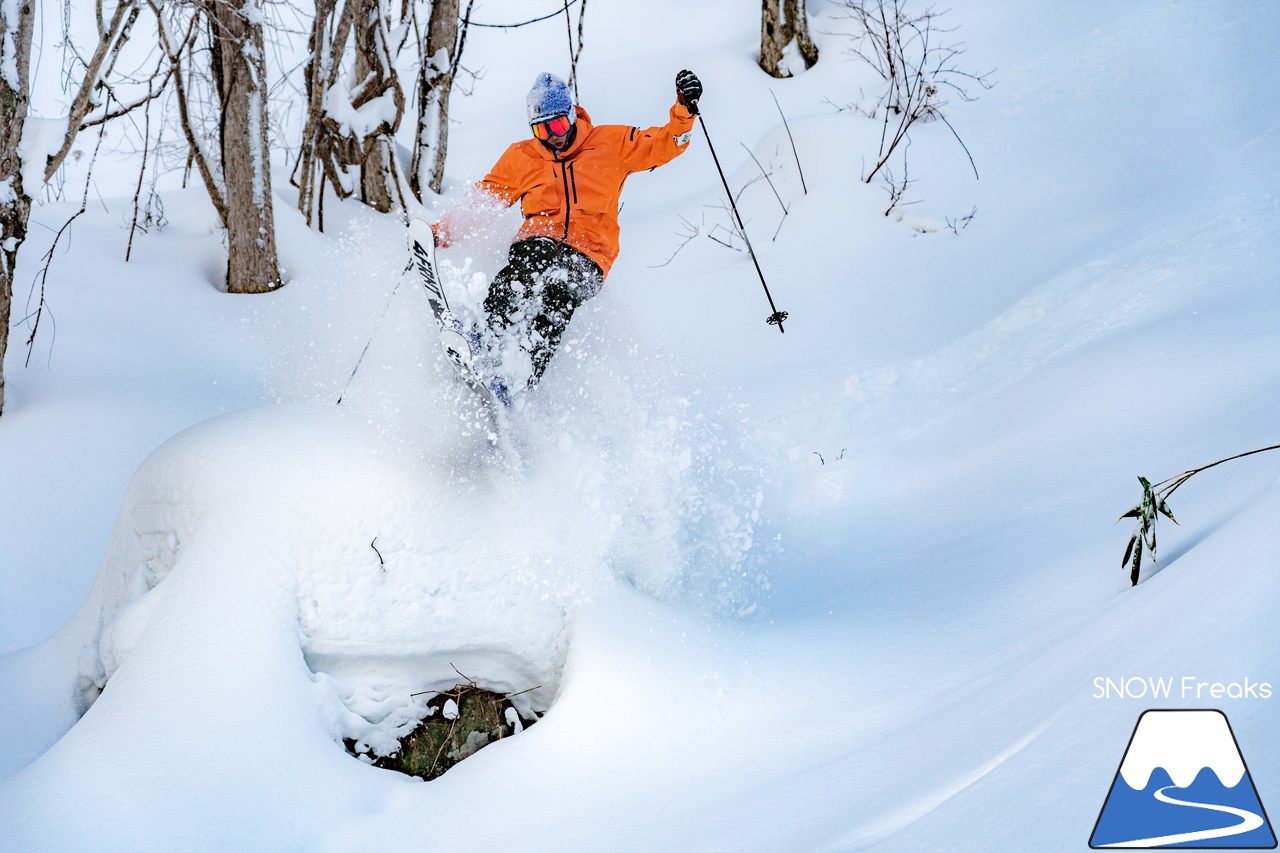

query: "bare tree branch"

left=45, top=0, right=142, bottom=182
left=80, top=61, right=175, bottom=129
left=150, top=1, right=228, bottom=226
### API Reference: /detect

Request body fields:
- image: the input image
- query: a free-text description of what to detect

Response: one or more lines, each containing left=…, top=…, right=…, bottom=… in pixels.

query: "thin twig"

left=770, top=90, right=807, bottom=194
left=934, top=108, right=978, bottom=180
left=449, top=0, right=479, bottom=83
left=25, top=90, right=112, bottom=367
left=450, top=664, right=478, bottom=688
left=150, top=1, right=227, bottom=226
left=1157, top=444, right=1280, bottom=500
left=125, top=93, right=152, bottom=262
left=739, top=142, right=788, bottom=217
left=80, top=64, right=174, bottom=128
left=44, top=0, right=141, bottom=182
left=651, top=214, right=701, bottom=267
left=466, top=0, right=580, bottom=28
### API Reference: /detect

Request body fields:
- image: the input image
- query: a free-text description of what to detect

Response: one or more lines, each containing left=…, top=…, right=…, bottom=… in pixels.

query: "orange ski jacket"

left=435, top=102, right=696, bottom=278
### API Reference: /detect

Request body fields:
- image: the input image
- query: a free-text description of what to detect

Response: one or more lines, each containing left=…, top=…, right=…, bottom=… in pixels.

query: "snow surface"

left=2, top=0, right=1280, bottom=850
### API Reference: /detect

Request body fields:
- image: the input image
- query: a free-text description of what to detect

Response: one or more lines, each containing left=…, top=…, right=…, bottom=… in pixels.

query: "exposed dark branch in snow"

left=935, top=108, right=978, bottom=180
left=449, top=664, right=478, bottom=688
left=881, top=150, right=917, bottom=216
left=945, top=206, right=976, bottom=233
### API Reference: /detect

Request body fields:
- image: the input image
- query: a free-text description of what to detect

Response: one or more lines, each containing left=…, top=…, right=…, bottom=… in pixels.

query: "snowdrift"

left=77, top=403, right=593, bottom=736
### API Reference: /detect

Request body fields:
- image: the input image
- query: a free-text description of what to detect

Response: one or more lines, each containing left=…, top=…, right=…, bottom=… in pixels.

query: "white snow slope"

left=2, top=0, right=1279, bottom=850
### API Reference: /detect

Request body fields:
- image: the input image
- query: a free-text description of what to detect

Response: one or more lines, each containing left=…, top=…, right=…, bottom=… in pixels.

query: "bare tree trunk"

left=760, top=0, right=818, bottom=78
left=760, top=0, right=786, bottom=77
left=411, top=0, right=457, bottom=199
left=354, top=0, right=398, bottom=212
left=207, top=0, right=282, bottom=293
left=0, top=0, right=35, bottom=416
left=294, top=0, right=403, bottom=224
left=785, top=0, right=818, bottom=69
left=295, top=0, right=339, bottom=225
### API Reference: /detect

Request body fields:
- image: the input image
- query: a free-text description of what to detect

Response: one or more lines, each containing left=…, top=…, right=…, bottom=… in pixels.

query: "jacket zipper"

left=556, top=155, right=572, bottom=241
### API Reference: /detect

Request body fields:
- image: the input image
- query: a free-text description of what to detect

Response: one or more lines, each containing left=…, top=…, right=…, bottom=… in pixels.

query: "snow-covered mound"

left=79, top=404, right=578, bottom=739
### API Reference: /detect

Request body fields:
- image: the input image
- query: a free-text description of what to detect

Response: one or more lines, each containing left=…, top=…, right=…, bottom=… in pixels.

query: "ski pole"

left=336, top=268, right=406, bottom=405
left=690, top=101, right=788, bottom=333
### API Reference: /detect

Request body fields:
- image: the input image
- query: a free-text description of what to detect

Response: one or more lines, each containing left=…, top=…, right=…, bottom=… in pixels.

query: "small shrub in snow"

left=834, top=0, right=993, bottom=214
left=1120, top=444, right=1280, bottom=585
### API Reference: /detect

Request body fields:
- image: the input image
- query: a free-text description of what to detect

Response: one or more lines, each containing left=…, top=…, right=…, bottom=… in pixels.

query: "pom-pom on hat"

left=527, top=72, right=576, bottom=126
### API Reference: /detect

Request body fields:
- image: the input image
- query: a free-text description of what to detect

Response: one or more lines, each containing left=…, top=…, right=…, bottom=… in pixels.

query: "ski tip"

left=407, top=218, right=434, bottom=246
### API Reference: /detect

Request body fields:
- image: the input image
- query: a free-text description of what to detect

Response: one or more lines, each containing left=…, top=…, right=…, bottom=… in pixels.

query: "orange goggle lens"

left=532, top=115, right=573, bottom=140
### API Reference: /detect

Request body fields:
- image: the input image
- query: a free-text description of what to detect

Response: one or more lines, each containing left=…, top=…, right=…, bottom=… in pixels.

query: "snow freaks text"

left=1092, top=677, right=1273, bottom=701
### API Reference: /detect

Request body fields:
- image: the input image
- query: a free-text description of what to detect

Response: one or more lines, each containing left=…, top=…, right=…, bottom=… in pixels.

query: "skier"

left=431, top=69, right=703, bottom=405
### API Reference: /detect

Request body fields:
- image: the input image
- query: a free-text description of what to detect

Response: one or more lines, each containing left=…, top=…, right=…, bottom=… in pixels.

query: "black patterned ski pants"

left=483, top=237, right=603, bottom=388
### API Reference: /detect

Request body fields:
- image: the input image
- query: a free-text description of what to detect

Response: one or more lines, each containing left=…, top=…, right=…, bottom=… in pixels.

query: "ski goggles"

left=531, top=115, right=573, bottom=140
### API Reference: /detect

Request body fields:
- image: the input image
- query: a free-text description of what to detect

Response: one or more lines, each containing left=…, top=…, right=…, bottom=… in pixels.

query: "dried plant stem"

left=1156, top=444, right=1280, bottom=500
left=770, top=90, right=807, bottom=194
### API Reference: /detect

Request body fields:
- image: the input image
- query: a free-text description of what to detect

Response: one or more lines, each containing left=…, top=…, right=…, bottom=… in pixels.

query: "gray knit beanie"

left=526, top=72, right=576, bottom=126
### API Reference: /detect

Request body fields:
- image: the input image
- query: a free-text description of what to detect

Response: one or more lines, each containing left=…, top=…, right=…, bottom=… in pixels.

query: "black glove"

left=676, top=70, right=702, bottom=114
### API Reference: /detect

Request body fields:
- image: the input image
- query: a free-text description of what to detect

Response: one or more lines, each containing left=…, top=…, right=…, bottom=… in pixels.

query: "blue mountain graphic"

left=1092, top=765, right=1276, bottom=848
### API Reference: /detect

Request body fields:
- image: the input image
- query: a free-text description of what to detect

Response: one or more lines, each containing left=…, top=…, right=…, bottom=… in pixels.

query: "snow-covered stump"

left=66, top=404, right=575, bottom=782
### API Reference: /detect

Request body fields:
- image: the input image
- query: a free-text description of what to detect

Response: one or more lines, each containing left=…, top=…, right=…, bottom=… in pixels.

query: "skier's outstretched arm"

left=620, top=71, right=702, bottom=173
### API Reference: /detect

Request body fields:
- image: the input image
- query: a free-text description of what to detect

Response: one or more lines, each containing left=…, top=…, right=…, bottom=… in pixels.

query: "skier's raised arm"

left=620, top=71, right=703, bottom=174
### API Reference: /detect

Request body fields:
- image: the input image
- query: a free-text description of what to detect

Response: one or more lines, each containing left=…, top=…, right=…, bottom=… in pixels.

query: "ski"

left=406, top=218, right=519, bottom=446
left=407, top=218, right=481, bottom=381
